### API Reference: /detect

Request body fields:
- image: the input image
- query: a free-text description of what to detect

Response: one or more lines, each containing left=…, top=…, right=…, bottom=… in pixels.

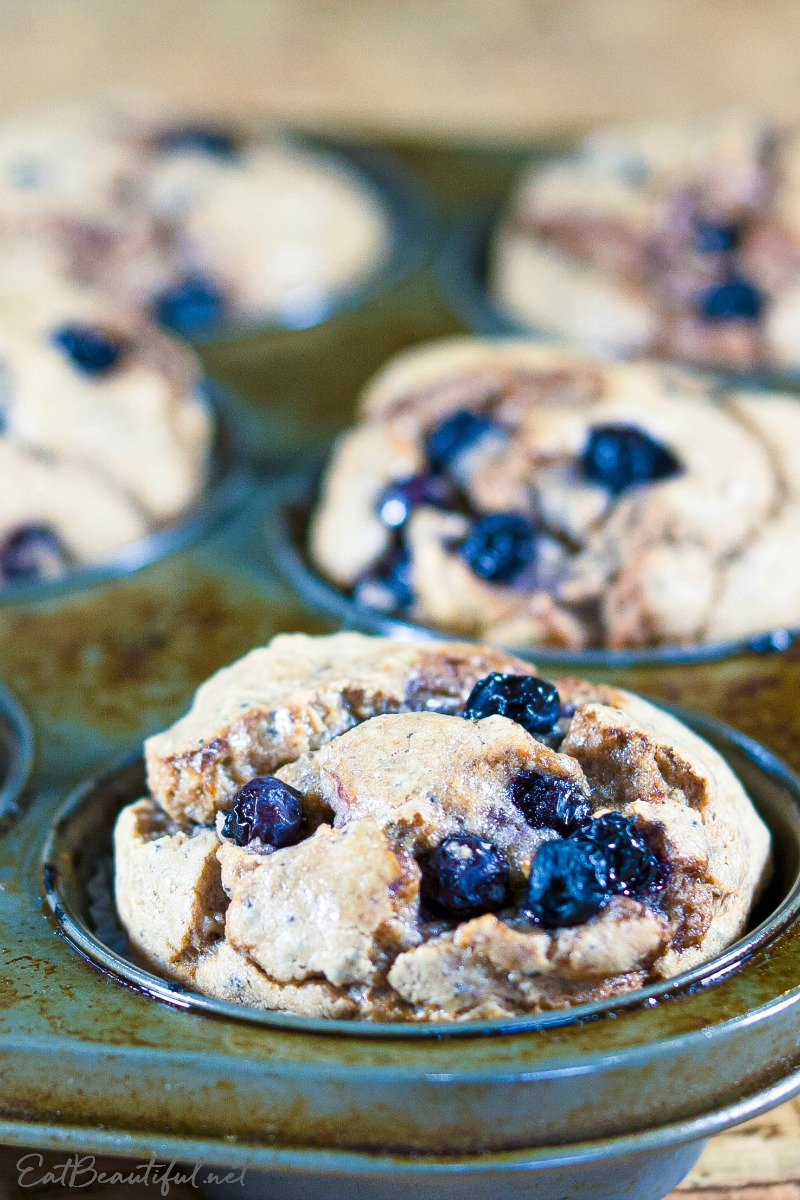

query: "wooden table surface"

left=0, top=1, right=797, bottom=1194
left=2, top=0, right=800, bottom=143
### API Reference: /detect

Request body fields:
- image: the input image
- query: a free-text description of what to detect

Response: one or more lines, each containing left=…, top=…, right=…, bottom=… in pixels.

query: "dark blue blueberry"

left=693, top=218, right=741, bottom=254
left=221, top=776, right=303, bottom=848
left=525, top=812, right=665, bottom=929
left=421, top=834, right=510, bottom=918
left=376, top=474, right=451, bottom=529
left=0, top=524, right=68, bottom=582
left=463, top=673, right=561, bottom=736
left=51, top=324, right=125, bottom=375
left=459, top=512, right=537, bottom=582
left=697, top=276, right=764, bottom=321
left=581, top=424, right=682, bottom=494
left=571, top=812, right=665, bottom=897
left=152, top=274, right=226, bottom=335
left=526, top=838, right=608, bottom=928
left=511, top=771, right=592, bottom=835
left=353, top=546, right=414, bottom=613
left=156, top=124, right=239, bottom=158
left=424, top=409, right=497, bottom=473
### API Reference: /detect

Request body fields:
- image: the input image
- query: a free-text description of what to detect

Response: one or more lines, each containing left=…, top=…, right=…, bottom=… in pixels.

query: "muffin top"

left=0, top=103, right=392, bottom=336
left=0, top=278, right=212, bottom=583
left=491, top=112, right=800, bottom=373
left=114, top=632, right=771, bottom=1022
left=310, top=337, right=800, bottom=650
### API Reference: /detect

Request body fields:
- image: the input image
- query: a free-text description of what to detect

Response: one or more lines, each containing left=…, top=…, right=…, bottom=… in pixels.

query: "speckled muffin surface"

left=491, top=112, right=800, bottom=372
left=0, top=102, right=392, bottom=336
left=310, top=337, right=800, bottom=650
left=0, top=281, right=212, bottom=584
left=114, top=632, right=771, bottom=1023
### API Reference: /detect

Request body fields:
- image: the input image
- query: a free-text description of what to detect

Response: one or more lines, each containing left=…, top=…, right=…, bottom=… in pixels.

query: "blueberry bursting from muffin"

left=219, top=671, right=667, bottom=931
left=356, top=411, right=682, bottom=615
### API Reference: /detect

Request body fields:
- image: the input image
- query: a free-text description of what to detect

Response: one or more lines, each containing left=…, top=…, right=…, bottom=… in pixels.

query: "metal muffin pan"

left=193, top=141, right=455, bottom=463
left=28, top=704, right=800, bottom=1199
left=0, top=138, right=799, bottom=1198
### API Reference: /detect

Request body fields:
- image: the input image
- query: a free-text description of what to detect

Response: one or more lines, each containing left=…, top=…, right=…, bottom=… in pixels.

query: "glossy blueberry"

left=581, top=424, right=682, bottom=494
left=353, top=546, right=414, bottom=613
left=376, top=474, right=451, bottom=529
left=221, top=776, right=303, bottom=848
left=463, top=673, right=561, bottom=736
left=526, top=838, right=608, bottom=928
left=459, top=512, right=537, bottom=582
left=421, top=834, right=510, bottom=918
left=51, top=324, right=125, bottom=375
left=152, top=274, right=226, bottom=335
left=511, top=771, right=592, bottom=835
left=571, top=812, right=665, bottom=897
left=156, top=124, right=238, bottom=158
left=0, top=524, right=68, bottom=581
left=693, top=218, right=740, bottom=254
left=525, top=812, right=665, bottom=929
left=424, top=409, right=497, bottom=473
left=697, top=275, right=764, bottom=321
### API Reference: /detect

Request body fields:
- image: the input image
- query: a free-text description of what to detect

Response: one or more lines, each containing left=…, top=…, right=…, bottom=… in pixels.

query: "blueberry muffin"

left=310, top=337, right=800, bottom=650
left=491, top=112, right=800, bottom=373
left=140, top=134, right=392, bottom=334
left=113, top=632, right=771, bottom=1022
left=0, top=280, right=212, bottom=583
left=0, top=103, right=392, bottom=336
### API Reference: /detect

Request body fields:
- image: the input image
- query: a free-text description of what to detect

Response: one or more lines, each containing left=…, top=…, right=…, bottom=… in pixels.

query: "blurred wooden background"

left=0, top=0, right=797, bottom=1195
left=2, top=0, right=800, bottom=141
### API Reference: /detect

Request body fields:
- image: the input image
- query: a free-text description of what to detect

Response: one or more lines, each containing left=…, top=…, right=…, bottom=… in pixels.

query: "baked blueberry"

left=581, top=424, right=682, bottom=494
left=425, top=410, right=497, bottom=473
left=153, top=274, right=226, bottom=335
left=525, top=838, right=608, bottom=928
left=421, top=834, right=510, bottom=918
left=511, top=771, right=592, bottom=835
left=353, top=545, right=414, bottom=612
left=697, top=275, right=764, bottom=321
left=694, top=218, right=740, bottom=254
left=221, top=776, right=303, bottom=848
left=51, top=324, right=125, bottom=375
left=459, top=512, right=537, bottom=582
left=0, top=524, right=68, bottom=581
left=463, top=673, right=561, bottom=736
left=572, top=812, right=665, bottom=897
left=156, top=124, right=238, bottom=158
left=376, top=474, right=451, bottom=529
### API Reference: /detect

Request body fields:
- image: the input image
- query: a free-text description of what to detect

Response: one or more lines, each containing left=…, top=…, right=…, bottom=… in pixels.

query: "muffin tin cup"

left=0, top=381, right=251, bottom=607
left=265, top=470, right=800, bottom=775
left=0, top=682, right=34, bottom=825
left=192, top=143, right=447, bottom=464
left=38, top=702, right=800, bottom=1182
left=436, top=205, right=800, bottom=395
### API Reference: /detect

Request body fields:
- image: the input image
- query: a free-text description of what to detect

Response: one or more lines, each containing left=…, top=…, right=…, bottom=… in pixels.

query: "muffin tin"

left=0, top=137, right=799, bottom=1200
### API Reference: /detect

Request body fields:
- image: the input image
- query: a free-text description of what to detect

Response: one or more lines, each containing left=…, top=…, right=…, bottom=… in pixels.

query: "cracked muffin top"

left=0, top=101, right=391, bottom=337
left=113, top=632, right=771, bottom=1022
left=0, top=279, right=212, bottom=584
left=309, top=337, right=800, bottom=650
left=491, top=112, right=800, bottom=373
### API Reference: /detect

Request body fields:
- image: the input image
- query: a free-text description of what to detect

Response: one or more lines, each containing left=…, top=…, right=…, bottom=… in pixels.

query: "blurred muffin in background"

left=0, top=275, right=212, bottom=584
left=491, top=112, right=800, bottom=374
left=310, top=337, right=800, bottom=651
left=0, top=101, right=392, bottom=338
